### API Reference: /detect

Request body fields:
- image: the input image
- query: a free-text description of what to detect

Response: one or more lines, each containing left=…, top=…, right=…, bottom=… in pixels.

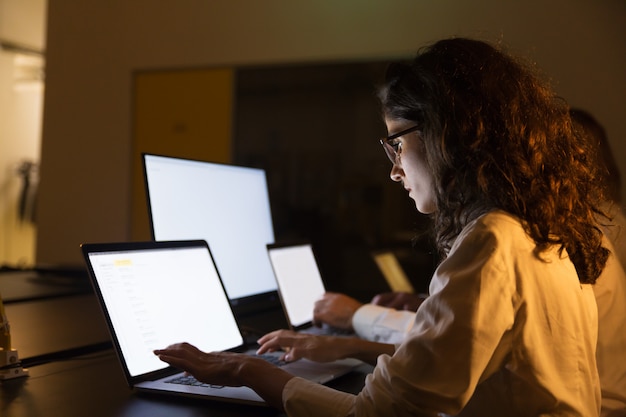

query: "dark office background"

left=35, top=2, right=626, bottom=278
left=233, top=61, right=437, bottom=301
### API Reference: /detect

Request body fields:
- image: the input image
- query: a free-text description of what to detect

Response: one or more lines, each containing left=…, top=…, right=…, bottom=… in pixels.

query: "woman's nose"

left=390, top=164, right=402, bottom=182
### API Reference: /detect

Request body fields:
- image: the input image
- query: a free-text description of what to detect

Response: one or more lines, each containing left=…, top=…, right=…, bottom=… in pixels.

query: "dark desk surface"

left=1, top=271, right=372, bottom=416
left=2, top=350, right=372, bottom=417
left=6, top=294, right=111, bottom=360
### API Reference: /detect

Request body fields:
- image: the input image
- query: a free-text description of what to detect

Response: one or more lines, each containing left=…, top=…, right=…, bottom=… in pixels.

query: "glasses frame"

left=379, top=125, right=420, bottom=164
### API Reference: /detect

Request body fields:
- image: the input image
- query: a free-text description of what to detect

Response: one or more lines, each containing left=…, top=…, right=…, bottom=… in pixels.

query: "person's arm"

left=352, top=304, right=416, bottom=344
left=256, top=329, right=394, bottom=365
left=313, top=292, right=417, bottom=344
left=312, top=292, right=363, bottom=330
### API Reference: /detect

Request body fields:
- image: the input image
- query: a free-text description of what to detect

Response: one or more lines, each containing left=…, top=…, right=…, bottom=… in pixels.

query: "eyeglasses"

left=379, top=125, right=420, bottom=164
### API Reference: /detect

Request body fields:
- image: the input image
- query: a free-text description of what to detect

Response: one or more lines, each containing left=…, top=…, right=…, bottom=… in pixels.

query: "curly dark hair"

left=378, top=37, right=609, bottom=284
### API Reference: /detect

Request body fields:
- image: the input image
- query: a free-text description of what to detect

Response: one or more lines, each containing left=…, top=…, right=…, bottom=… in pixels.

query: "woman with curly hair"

left=155, top=38, right=608, bottom=416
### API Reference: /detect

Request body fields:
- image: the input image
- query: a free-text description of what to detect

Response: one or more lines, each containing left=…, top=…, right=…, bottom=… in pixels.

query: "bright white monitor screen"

left=268, top=244, right=326, bottom=328
left=143, top=154, right=277, bottom=303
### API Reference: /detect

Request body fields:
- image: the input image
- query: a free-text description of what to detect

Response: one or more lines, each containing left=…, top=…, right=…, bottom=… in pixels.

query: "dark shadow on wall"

left=233, top=61, right=438, bottom=301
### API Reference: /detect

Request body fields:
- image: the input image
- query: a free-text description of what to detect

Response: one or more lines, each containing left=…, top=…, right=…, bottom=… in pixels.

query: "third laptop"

left=267, top=241, right=352, bottom=335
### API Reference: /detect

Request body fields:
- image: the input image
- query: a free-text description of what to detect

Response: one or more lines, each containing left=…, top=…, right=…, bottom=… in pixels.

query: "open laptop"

left=81, top=239, right=361, bottom=405
left=266, top=242, right=351, bottom=335
left=371, top=250, right=415, bottom=293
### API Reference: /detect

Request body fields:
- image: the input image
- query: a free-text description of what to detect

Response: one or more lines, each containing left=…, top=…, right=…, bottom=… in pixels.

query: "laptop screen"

left=83, top=241, right=243, bottom=378
left=267, top=243, right=326, bottom=328
left=142, top=154, right=278, bottom=316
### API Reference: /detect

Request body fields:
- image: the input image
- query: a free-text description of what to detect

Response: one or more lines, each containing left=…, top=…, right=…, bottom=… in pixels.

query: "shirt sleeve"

left=283, top=377, right=357, bottom=417
left=352, top=304, right=415, bottom=344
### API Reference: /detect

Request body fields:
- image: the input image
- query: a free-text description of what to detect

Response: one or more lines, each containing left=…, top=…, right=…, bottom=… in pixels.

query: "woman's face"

left=385, top=117, right=436, bottom=214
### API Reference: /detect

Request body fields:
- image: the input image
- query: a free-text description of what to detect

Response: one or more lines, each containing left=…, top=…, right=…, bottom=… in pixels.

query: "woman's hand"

left=154, top=342, right=293, bottom=409
left=257, top=329, right=396, bottom=366
left=256, top=329, right=349, bottom=363
left=154, top=342, right=259, bottom=387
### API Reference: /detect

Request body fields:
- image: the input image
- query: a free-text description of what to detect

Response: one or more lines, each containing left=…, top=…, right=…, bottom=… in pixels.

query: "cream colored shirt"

left=282, top=211, right=601, bottom=416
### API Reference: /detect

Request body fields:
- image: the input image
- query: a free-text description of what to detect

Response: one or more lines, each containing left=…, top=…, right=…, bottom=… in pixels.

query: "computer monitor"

left=142, top=153, right=279, bottom=317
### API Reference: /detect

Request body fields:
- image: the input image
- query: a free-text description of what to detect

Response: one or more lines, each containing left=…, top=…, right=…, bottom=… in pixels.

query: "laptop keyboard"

left=166, top=374, right=223, bottom=388
left=165, top=354, right=286, bottom=388
left=256, top=353, right=286, bottom=366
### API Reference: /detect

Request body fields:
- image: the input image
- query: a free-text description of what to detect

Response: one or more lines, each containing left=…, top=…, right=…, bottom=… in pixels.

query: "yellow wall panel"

left=131, top=68, right=234, bottom=240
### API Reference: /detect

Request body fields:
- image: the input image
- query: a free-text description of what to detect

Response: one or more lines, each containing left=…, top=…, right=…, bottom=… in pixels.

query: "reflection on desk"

left=0, top=270, right=92, bottom=304
left=1, top=349, right=373, bottom=417
left=6, top=294, right=111, bottom=360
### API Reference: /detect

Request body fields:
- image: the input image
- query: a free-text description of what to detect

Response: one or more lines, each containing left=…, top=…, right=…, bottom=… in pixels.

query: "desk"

left=1, top=272, right=372, bottom=416
left=2, top=349, right=373, bottom=417
left=6, top=294, right=111, bottom=360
